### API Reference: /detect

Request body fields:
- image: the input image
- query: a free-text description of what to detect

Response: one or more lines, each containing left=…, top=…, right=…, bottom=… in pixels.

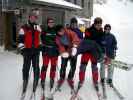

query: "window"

left=88, top=1, right=91, bottom=10
left=66, top=0, right=71, bottom=2
left=74, top=0, right=77, bottom=4
left=81, top=0, right=84, bottom=8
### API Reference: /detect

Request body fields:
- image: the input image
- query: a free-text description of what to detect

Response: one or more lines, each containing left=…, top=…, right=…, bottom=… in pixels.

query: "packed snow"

left=0, top=0, right=133, bottom=100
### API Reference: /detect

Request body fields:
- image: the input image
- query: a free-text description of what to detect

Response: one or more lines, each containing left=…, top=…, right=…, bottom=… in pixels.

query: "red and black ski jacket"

left=18, top=23, right=41, bottom=53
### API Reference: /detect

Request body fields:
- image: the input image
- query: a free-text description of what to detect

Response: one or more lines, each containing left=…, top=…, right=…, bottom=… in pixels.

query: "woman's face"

left=58, top=28, right=65, bottom=36
left=48, top=19, right=55, bottom=28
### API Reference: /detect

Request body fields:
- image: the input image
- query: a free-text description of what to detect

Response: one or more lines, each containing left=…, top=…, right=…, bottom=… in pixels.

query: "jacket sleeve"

left=112, top=35, right=118, bottom=50
left=18, top=27, right=25, bottom=48
left=35, top=25, right=42, bottom=45
left=41, top=31, right=46, bottom=45
left=55, top=37, right=66, bottom=53
left=68, top=29, right=80, bottom=47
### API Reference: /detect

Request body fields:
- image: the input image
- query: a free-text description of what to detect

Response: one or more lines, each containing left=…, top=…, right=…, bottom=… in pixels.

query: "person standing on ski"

left=40, top=18, right=59, bottom=91
left=18, top=12, right=41, bottom=97
left=100, top=24, right=117, bottom=87
left=69, top=17, right=84, bottom=40
left=55, top=24, right=80, bottom=89
left=78, top=17, right=104, bottom=96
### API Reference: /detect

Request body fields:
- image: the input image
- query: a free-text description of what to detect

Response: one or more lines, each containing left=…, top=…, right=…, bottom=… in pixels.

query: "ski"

left=20, top=80, right=28, bottom=100
left=40, top=95, right=45, bottom=100
left=40, top=87, right=45, bottom=100
left=108, top=84, right=124, bottom=100
left=29, top=92, right=36, bottom=100
left=45, top=86, right=61, bottom=100
left=111, top=85, right=124, bottom=100
left=69, top=82, right=83, bottom=100
left=69, top=89, right=78, bottom=100
left=101, top=83, right=107, bottom=100
left=20, top=92, right=26, bottom=100
left=69, top=89, right=83, bottom=100
left=111, top=60, right=133, bottom=71
left=96, top=91, right=102, bottom=100
left=94, top=84, right=102, bottom=100
left=44, top=79, right=65, bottom=100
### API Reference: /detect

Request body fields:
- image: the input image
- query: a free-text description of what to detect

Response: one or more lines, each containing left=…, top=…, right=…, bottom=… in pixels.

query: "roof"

left=34, top=0, right=82, bottom=10
left=75, top=17, right=91, bottom=25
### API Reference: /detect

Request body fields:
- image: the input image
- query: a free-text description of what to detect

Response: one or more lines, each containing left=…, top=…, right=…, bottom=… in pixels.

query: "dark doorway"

left=3, top=12, right=17, bottom=50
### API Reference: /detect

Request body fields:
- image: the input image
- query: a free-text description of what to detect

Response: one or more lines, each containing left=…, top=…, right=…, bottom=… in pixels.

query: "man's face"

left=48, top=19, right=55, bottom=28
left=58, top=28, right=65, bottom=36
left=94, top=23, right=102, bottom=30
left=104, top=27, right=111, bottom=34
left=29, top=15, right=37, bottom=23
left=71, top=23, right=78, bottom=29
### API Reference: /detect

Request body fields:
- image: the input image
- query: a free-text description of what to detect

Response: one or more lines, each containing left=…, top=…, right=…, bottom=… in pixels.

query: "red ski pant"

left=79, top=53, right=98, bottom=84
left=40, top=54, right=58, bottom=81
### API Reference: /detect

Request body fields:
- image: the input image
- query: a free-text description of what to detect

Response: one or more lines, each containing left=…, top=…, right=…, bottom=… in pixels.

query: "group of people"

left=18, top=12, right=117, bottom=98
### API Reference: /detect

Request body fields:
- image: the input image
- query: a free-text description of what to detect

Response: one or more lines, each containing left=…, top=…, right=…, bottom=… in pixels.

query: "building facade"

left=0, top=0, right=93, bottom=50
left=64, top=0, right=93, bottom=24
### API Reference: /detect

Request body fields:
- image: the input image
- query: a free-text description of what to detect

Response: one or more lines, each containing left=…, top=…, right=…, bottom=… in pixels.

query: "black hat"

left=70, top=17, right=78, bottom=24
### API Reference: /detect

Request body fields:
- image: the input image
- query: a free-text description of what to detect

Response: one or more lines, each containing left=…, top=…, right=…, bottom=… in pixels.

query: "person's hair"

left=70, top=17, right=78, bottom=24
left=47, top=17, right=54, bottom=24
left=104, top=24, right=111, bottom=30
left=29, top=12, right=37, bottom=19
left=94, top=17, right=102, bottom=24
left=55, top=25, right=64, bottom=33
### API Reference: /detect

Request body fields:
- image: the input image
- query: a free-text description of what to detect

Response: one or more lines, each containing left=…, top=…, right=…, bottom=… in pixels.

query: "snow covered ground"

left=0, top=0, right=133, bottom=100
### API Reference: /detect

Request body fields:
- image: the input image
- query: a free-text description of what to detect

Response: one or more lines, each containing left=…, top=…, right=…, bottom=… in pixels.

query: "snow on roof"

left=35, top=0, right=82, bottom=10
left=75, top=17, right=91, bottom=25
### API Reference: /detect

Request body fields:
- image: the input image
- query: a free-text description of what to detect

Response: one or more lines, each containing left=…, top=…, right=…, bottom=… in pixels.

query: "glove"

left=18, top=43, right=24, bottom=55
left=61, top=52, right=69, bottom=58
left=71, top=47, right=77, bottom=56
left=104, top=57, right=111, bottom=65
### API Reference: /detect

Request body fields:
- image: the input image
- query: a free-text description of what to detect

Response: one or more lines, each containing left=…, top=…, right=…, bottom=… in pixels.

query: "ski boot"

left=107, top=79, right=114, bottom=87
left=101, top=78, right=107, bottom=99
left=67, top=79, right=74, bottom=94
left=33, top=79, right=39, bottom=92
left=94, top=83, right=102, bottom=100
left=21, top=80, right=28, bottom=100
left=40, top=87, right=45, bottom=100
left=101, top=78, right=105, bottom=87
left=50, top=79, right=54, bottom=91
left=77, top=81, right=83, bottom=90
left=40, top=80, right=45, bottom=100
left=56, top=78, right=65, bottom=91
left=30, top=79, right=39, bottom=100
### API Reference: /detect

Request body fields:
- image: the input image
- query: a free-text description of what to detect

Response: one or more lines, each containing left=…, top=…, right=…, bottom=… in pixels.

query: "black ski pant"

left=22, top=52, right=40, bottom=82
left=60, top=56, right=77, bottom=80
